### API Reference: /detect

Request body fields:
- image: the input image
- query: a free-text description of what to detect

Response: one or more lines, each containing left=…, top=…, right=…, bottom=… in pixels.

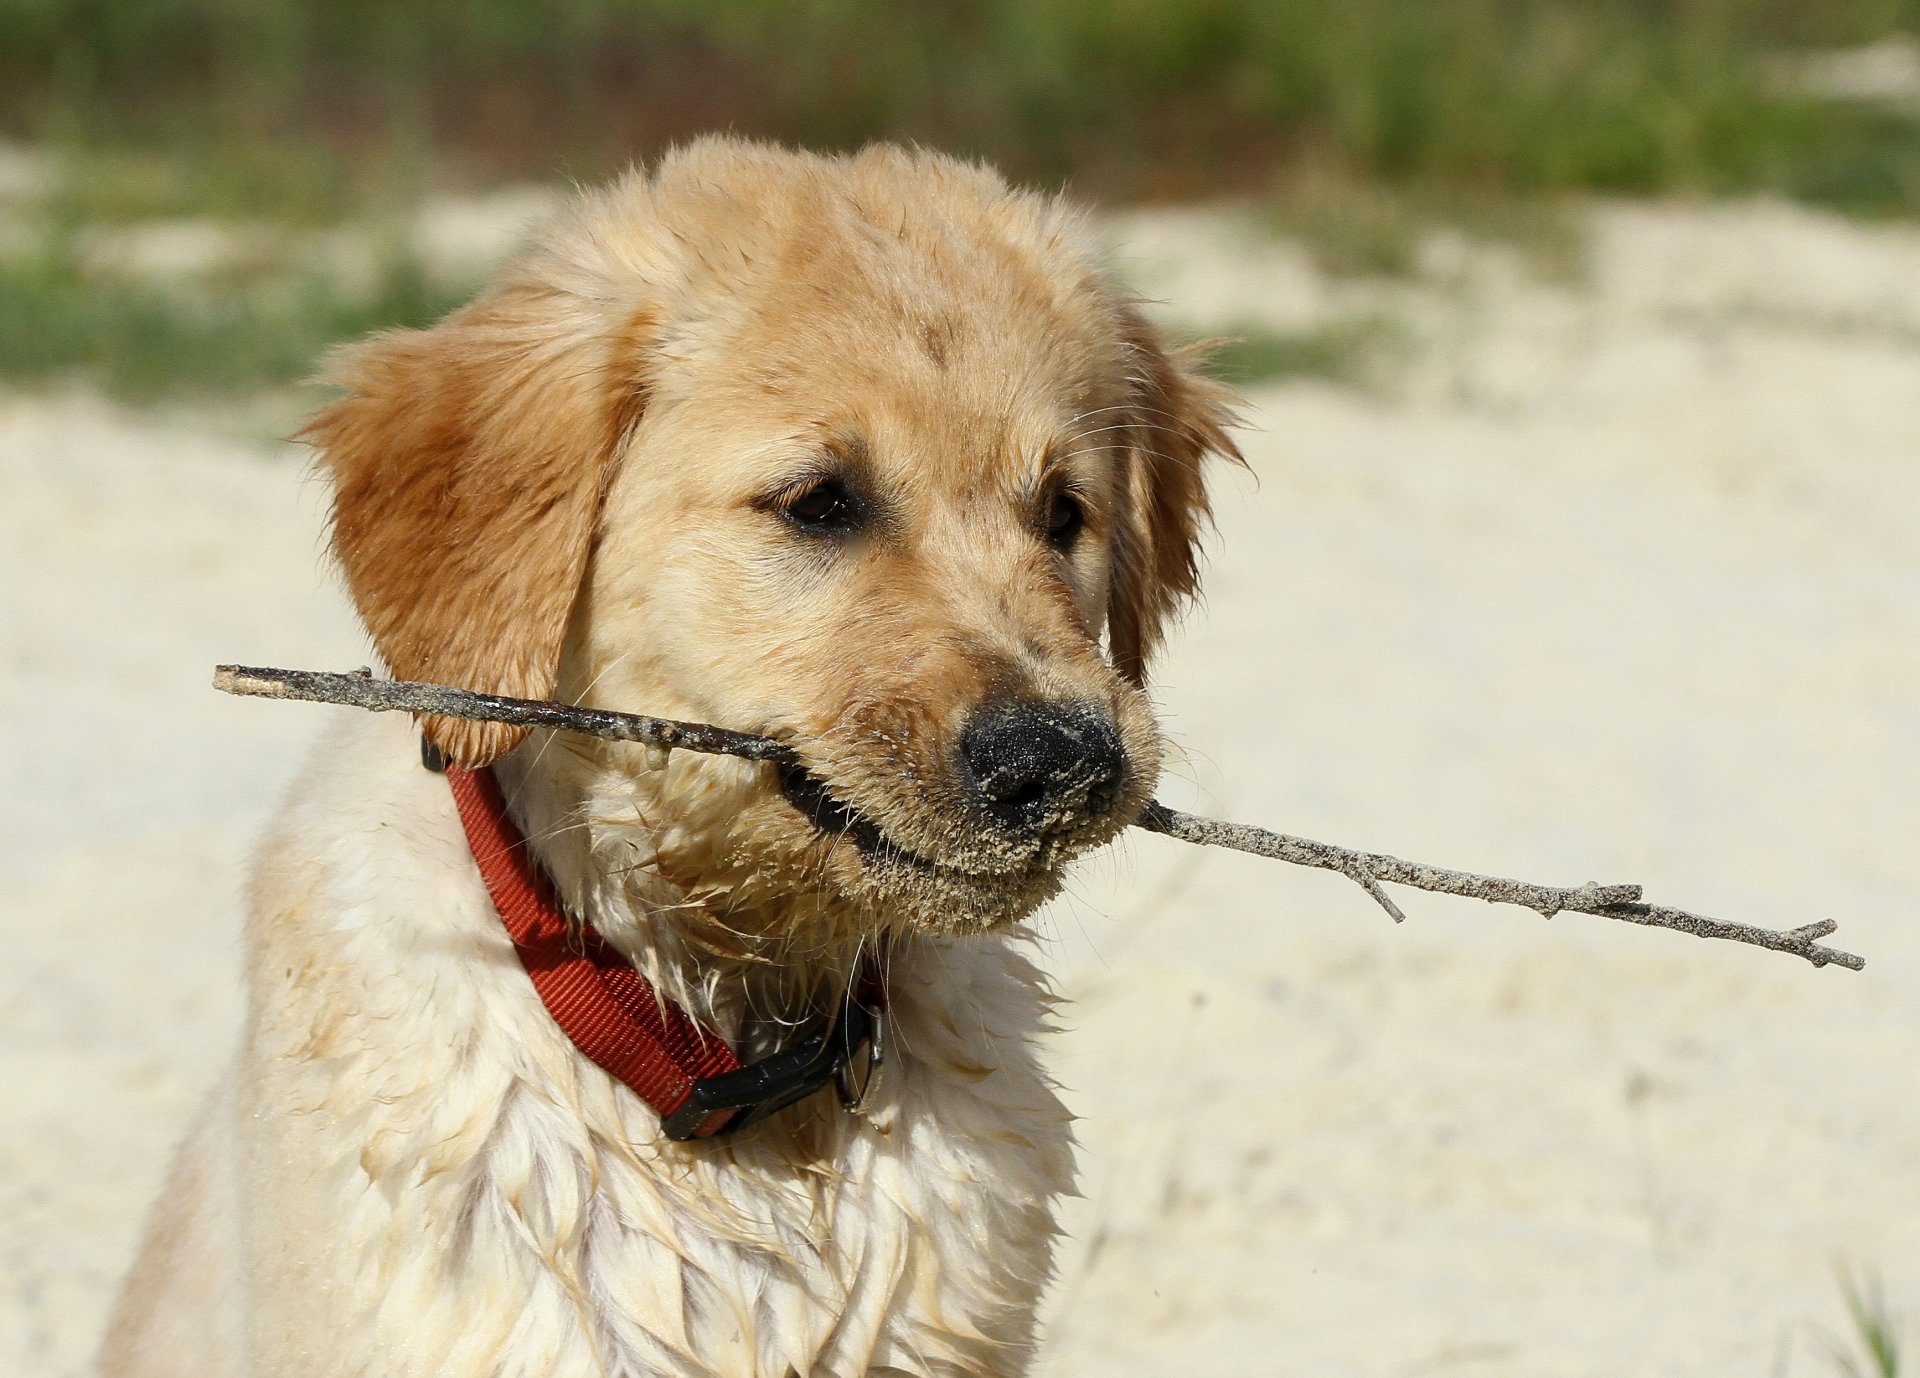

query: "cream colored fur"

left=105, top=712, right=1069, bottom=1378
left=100, top=138, right=1239, bottom=1378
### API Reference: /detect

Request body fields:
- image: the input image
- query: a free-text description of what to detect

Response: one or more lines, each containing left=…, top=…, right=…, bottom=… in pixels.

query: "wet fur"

left=100, top=139, right=1240, bottom=1378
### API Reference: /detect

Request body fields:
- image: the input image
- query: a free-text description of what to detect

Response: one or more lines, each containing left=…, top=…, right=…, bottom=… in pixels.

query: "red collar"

left=442, top=758, right=883, bottom=1140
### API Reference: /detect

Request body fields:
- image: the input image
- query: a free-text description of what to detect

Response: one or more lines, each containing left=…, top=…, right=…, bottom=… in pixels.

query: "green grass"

left=5, top=1, right=1920, bottom=218
left=42, top=146, right=396, bottom=227
left=1826, top=1267, right=1906, bottom=1378
left=1199, top=316, right=1405, bottom=388
left=0, top=239, right=473, bottom=402
left=1264, top=172, right=1587, bottom=280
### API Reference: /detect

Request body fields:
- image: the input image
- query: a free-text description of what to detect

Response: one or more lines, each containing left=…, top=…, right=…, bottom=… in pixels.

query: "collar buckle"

left=661, top=992, right=882, bottom=1140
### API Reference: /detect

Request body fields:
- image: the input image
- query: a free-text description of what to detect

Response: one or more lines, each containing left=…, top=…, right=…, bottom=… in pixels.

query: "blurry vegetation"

left=1825, top=1267, right=1906, bottom=1378
left=1201, top=315, right=1405, bottom=387
left=0, top=236, right=470, bottom=401
left=8, top=0, right=1920, bottom=216
left=1265, top=173, right=1587, bottom=279
left=4, top=0, right=1920, bottom=399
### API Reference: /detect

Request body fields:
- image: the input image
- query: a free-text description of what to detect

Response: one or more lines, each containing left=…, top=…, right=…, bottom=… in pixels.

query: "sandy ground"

left=3, top=195, right=1917, bottom=1377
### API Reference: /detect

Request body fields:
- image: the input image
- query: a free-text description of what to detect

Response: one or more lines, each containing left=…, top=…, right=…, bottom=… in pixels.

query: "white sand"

left=2, top=197, right=1915, bottom=1377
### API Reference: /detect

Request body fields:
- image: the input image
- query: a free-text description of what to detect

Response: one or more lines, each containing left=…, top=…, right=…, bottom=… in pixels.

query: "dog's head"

left=307, top=140, right=1240, bottom=941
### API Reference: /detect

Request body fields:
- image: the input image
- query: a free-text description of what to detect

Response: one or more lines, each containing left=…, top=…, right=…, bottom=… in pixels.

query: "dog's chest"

left=478, top=1043, right=1061, bottom=1378
left=327, top=962, right=1069, bottom=1378
left=253, top=721, right=1072, bottom=1377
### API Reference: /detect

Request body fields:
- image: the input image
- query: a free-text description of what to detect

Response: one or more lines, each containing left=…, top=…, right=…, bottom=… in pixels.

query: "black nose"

left=960, top=700, right=1128, bottom=833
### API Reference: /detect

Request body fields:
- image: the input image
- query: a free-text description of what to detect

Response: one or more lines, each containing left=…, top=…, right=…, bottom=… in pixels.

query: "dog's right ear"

left=302, top=269, right=653, bottom=768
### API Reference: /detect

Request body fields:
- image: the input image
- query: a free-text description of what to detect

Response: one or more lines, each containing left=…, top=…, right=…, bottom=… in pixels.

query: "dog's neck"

left=490, top=732, right=875, bottom=1048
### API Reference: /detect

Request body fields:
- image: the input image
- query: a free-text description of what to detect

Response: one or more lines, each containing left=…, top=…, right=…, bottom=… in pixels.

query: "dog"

left=99, top=137, right=1241, bottom=1378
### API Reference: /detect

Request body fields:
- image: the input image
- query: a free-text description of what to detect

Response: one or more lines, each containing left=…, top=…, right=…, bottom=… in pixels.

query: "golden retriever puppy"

left=100, top=137, right=1240, bottom=1378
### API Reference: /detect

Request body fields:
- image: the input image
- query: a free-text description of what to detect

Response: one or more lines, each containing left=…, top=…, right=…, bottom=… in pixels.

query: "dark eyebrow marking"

left=918, top=320, right=951, bottom=369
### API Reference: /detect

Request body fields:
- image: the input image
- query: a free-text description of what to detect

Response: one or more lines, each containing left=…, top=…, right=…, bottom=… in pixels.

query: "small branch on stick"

left=213, top=665, right=1867, bottom=972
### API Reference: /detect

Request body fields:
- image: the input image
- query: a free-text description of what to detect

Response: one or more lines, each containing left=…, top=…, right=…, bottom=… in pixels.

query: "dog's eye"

left=784, top=479, right=857, bottom=532
left=1045, top=490, right=1085, bottom=550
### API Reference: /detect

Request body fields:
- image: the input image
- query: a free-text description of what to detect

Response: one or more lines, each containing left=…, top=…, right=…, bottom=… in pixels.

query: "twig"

left=212, top=665, right=1867, bottom=972
left=213, top=664, right=789, bottom=761
left=1135, top=804, right=1862, bottom=971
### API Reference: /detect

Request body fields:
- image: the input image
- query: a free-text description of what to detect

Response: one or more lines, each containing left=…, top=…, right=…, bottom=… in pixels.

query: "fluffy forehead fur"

left=306, top=136, right=1241, bottom=953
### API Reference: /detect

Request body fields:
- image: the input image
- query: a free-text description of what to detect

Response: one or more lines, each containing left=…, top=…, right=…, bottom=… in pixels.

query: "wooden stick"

left=213, top=665, right=1866, bottom=972
left=214, top=664, right=789, bottom=760
left=1135, top=805, right=1861, bottom=970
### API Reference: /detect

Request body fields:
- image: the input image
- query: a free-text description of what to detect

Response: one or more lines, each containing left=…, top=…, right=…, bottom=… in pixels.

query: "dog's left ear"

left=1105, top=305, right=1245, bottom=684
left=302, top=265, right=652, bottom=767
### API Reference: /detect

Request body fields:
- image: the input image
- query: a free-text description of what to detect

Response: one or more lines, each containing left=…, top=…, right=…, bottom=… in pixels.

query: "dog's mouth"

left=777, top=759, right=1056, bottom=886
left=777, top=761, right=937, bottom=872
left=767, top=749, right=1137, bottom=931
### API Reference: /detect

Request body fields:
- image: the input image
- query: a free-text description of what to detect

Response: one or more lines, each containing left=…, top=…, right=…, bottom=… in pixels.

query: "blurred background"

left=3, top=4, right=1918, bottom=1377
left=5, top=0, right=1920, bottom=401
